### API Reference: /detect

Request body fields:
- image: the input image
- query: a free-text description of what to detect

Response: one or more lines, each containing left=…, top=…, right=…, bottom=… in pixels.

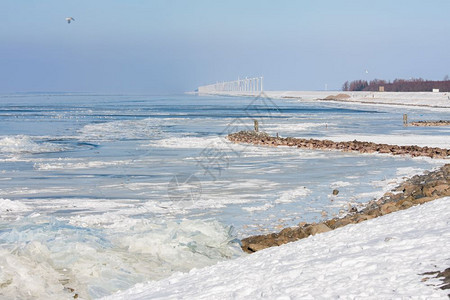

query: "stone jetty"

left=410, top=120, right=450, bottom=127
left=227, top=131, right=449, bottom=159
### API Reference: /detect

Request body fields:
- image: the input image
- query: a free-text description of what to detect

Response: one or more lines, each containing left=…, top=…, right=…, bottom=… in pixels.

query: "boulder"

left=354, top=214, right=375, bottom=223
left=332, top=217, right=353, bottom=229
left=304, top=223, right=332, bottom=236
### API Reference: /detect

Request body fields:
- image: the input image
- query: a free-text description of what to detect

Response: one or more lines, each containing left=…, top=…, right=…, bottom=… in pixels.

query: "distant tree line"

left=342, top=77, right=450, bottom=92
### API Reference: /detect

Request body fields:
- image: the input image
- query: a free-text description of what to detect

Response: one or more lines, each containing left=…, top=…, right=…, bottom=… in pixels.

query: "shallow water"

left=0, top=93, right=448, bottom=298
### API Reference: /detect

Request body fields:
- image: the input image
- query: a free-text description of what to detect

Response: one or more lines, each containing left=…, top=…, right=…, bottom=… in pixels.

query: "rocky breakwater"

left=410, top=120, right=450, bottom=127
left=227, top=131, right=449, bottom=159
left=239, top=164, right=450, bottom=253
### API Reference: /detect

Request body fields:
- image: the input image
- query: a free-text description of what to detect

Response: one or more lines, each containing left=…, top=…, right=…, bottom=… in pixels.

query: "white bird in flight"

left=65, top=17, right=75, bottom=24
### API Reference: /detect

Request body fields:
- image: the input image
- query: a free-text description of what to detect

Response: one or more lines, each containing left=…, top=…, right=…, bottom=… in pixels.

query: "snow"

left=104, top=197, right=450, bottom=299
left=264, top=122, right=331, bottom=132
left=0, top=198, right=30, bottom=214
left=274, top=186, right=311, bottom=204
left=34, top=159, right=133, bottom=170
left=2, top=93, right=448, bottom=298
left=148, top=136, right=228, bottom=149
left=79, top=118, right=164, bottom=141
left=101, top=92, right=449, bottom=299
left=0, top=135, right=67, bottom=154
left=203, top=90, right=450, bottom=109
left=330, top=181, right=352, bottom=188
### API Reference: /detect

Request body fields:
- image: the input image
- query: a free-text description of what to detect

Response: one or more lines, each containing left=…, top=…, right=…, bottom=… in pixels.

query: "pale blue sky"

left=0, top=0, right=449, bottom=93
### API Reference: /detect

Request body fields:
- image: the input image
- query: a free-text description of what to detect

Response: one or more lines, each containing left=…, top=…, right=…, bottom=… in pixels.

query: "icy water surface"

left=0, top=93, right=448, bottom=298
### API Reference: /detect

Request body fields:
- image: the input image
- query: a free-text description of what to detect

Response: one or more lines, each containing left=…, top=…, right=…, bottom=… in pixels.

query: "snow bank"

left=105, top=197, right=450, bottom=299
left=204, top=91, right=450, bottom=109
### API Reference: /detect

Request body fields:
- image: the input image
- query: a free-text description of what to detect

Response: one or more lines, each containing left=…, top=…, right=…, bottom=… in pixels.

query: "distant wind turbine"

left=65, top=17, right=75, bottom=24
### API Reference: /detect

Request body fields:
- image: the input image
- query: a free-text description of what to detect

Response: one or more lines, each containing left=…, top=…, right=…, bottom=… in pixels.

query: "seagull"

left=65, top=17, right=75, bottom=24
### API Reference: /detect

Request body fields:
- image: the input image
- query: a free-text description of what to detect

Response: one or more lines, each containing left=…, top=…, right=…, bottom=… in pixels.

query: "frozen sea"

left=0, top=93, right=449, bottom=299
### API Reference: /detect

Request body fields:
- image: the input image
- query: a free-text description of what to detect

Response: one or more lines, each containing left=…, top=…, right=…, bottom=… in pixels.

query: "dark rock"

left=421, top=268, right=450, bottom=293
left=354, top=214, right=375, bottom=223
left=227, top=131, right=449, bottom=159
left=332, top=217, right=353, bottom=229
left=348, top=206, right=358, bottom=213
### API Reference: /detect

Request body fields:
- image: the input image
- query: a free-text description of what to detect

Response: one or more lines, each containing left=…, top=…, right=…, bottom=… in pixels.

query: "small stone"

left=304, top=223, right=332, bottom=236
left=380, top=202, right=398, bottom=215
left=432, top=184, right=449, bottom=195
left=298, top=222, right=308, bottom=227
left=413, top=196, right=437, bottom=205
left=324, top=219, right=337, bottom=229
left=354, top=214, right=375, bottom=223
left=366, top=209, right=382, bottom=217
left=333, top=217, right=353, bottom=228
left=398, top=200, right=414, bottom=209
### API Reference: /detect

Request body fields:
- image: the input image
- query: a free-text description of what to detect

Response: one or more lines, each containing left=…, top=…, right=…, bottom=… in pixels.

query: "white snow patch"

left=264, top=122, right=330, bottom=133
left=396, top=166, right=425, bottom=176
left=275, top=186, right=312, bottom=204
left=0, top=135, right=66, bottom=154
left=330, top=181, right=352, bottom=189
left=241, top=202, right=274, bottom=212
left=0, top=198, right=30, bottom=213
left=148, top=136, right=230, bottom=149
left=79, top=118, right=163, bottom=141
left=35, top=160, right=132, bottom=170
left=207, top=90, right=450, bottom=109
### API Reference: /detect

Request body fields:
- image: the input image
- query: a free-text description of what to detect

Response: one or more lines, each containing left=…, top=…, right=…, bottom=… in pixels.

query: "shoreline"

left=103, top=97, right=450, bottom=298
left=240, top=161, right=450, bottom=253
left=196, top=90, right=450, bottom=109
left=225, top=131, right=449, bottom=253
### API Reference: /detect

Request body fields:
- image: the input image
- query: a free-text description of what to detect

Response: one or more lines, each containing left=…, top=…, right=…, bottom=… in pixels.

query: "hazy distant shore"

left=196, top=90, right=450, bottom=109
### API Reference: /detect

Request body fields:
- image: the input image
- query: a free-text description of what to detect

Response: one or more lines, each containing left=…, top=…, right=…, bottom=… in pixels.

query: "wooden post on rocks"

left=254, top=120, right=259, bottom=132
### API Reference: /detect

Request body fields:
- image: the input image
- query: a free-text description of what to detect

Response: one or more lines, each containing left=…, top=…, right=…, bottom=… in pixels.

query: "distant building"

left=432, top=88, right=440, bottom=93
left=378, top=86, right=385, bottom=92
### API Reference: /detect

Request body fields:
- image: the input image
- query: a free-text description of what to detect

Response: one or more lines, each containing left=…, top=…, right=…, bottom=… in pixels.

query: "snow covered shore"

left=198, top=90, right=450, bottom=109
left=100, top=91, right=450, bottom=299
left=112, top=91, right=448, bottom=299
left=104, top=196, right=450, bottom=299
